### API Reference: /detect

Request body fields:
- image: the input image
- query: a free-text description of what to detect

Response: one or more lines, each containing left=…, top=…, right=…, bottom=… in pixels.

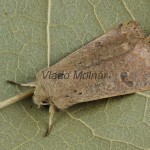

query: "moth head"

left=33, top=82, right=50, bottom=107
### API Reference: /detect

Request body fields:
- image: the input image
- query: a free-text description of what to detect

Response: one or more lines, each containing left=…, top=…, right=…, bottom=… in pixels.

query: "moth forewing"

left=40, top=37, right=150, bottom=110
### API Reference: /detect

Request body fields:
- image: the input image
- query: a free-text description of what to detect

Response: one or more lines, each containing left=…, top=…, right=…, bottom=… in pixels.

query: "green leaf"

left=0, top=0, right=150, bottom=149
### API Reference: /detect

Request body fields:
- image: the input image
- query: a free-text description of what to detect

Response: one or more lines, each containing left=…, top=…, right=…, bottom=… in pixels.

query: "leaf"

left=0, top=0, right=150, bottom=149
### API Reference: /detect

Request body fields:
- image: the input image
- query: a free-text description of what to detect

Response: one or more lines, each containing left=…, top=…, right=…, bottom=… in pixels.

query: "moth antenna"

left=0, top=90, right=34, bottom=109
left=45, top=103, right=55, bottom=137
left=7, top=80, right=36, bottom=88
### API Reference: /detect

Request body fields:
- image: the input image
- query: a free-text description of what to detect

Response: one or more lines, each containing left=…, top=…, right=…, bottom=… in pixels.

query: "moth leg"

left=45, top=103, right=55, bottom=137
left=6, top=80, right=36, bottom=87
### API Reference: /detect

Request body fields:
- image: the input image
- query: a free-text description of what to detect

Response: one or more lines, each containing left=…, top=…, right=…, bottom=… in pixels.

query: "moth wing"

left=50, top=37, right=150, bottom=109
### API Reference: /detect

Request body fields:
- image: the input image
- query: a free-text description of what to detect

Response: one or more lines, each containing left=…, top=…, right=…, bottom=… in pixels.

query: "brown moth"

left=0, top=21, right=150, bottom=136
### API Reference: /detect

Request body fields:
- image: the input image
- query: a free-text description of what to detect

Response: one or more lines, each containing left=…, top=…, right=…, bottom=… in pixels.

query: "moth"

left=0, top=21, right=150, bottom=136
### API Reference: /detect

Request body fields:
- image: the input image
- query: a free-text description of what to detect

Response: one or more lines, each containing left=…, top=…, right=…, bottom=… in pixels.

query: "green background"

left=0, top=0, right=150, bottom=149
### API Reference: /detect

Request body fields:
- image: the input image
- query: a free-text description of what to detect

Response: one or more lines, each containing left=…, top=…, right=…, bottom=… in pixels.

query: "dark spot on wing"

left=120, top=72, right=134, bottom=87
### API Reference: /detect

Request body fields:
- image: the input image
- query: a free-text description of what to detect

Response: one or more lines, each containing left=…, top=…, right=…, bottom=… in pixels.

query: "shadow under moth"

left=0, top=21, right=150, bottom=136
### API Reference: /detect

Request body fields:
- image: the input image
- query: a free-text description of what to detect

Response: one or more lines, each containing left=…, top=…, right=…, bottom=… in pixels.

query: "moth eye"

left=78, top=92, right=82, bottom=95
left=41, top=99, right=49, bottom=105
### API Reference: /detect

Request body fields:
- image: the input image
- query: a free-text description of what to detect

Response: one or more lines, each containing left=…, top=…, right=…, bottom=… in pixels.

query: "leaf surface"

left=0, top=0, right=150, bottom=149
